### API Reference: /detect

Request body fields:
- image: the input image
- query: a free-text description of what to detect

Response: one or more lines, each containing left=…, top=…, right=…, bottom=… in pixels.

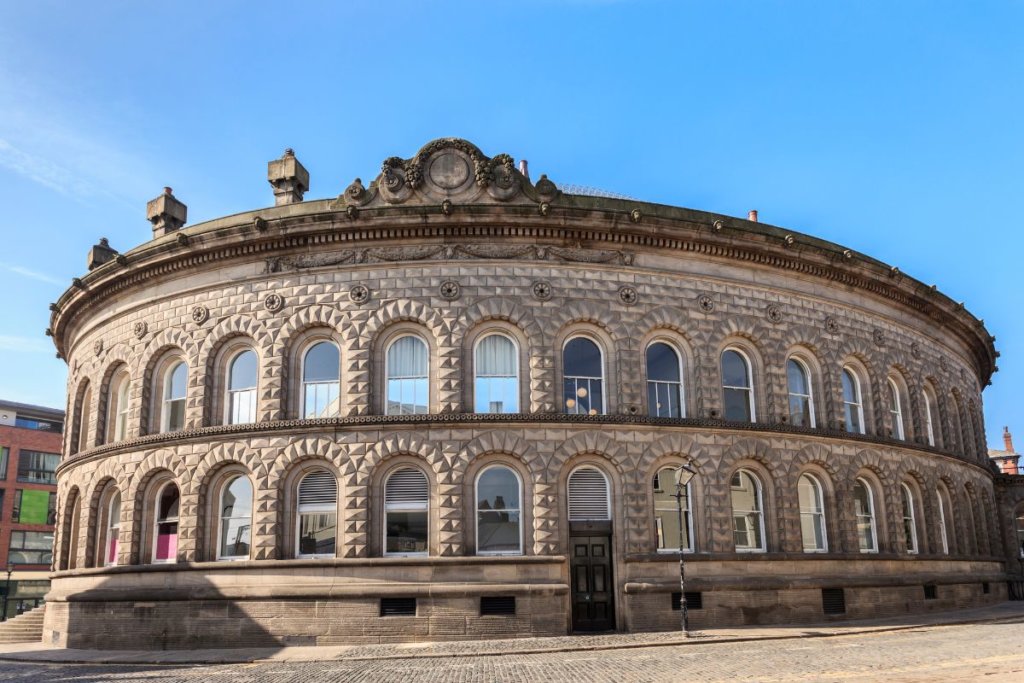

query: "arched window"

left=218, top=475, right=252, bottom=560
left=786, top=358, right=815, bottom=428
left=901, top=483, right=918, bottom=554
left=731, top=469, right=765, bottom=552
left=162, top=361, right=188, bottom=433
left=563, top=337, right=604, bottom=415
left=922, top=389, right=937, bottom=447
left=647, top=342, right=684, bottom=418
left=68, top=495, right=81, bottom=570
left=949, top=394, right=964, bottom=453
left=104, top=491, right=121, bottom=566
left=384, top=467, right=429, bottom=556
left=302, top=341, right=340, bottom=419
left=841, top=367, right=865, bottom=434
left=385, top=336, right=429, bottom=415
left=226, top=350, right=258, bottom=425
left=853, top=478, right=878, bottom=553
left=798, top=474, right=826, bottom=552
left=721, top=349, right=754, bottom=422
left=153, top=482, right=180, bottom=563
left=476, top=465, right=522, bottom=554
left=296, top=470, right=338, bottom=558
left=567, top=466, right=611, bottom=521
left=888, top=378, right=905, bottom=440
left=109, top=369, right=131, bottom=442
left=937, top=486, right=952, bottom=554
left=474, top=334, right=519, bottom=414
left=77, top=383, right=92, bottom=453
left=653, top=467, right=693, bottom=551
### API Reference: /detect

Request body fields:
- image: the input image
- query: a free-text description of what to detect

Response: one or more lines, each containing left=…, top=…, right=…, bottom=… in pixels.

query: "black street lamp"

left=673, top=463, right=698, bottom=637
left=1, top=564, right=13, bottom=622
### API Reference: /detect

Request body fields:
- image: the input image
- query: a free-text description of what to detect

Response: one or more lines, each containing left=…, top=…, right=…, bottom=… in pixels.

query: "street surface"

left=1, top=617, right=1022, bottom=682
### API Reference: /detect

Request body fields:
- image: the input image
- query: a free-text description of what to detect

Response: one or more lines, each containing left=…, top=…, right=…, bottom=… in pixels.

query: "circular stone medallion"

left=428, top=152, right=471, bottom=190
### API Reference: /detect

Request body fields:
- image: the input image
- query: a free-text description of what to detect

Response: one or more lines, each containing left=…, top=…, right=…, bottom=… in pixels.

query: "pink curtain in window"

left=156, top=531, right=177, bottom=560
left=106, top=535, right=119, bottom=564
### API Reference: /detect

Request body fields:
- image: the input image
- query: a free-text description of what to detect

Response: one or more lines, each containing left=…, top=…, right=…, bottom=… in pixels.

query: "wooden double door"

left=569, top=533, right=615, bottom=631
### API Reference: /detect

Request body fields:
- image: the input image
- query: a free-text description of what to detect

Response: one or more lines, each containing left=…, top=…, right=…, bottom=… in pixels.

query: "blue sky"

left=0, top=1, right=1020, bottom=448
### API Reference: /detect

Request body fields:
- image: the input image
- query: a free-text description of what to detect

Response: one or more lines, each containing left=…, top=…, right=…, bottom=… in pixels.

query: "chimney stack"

left=518, top=159, right=530, bottom=182
left=1005, top=426, right=1015, bottom=453
left=267, top=148, right=309, bottom=205
left=748, top=210, right=759, bottom=223
left=147, top=187, right=187, bottom=238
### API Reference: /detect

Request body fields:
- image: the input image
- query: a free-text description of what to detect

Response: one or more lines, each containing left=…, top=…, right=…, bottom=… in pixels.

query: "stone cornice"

left=55, top=412, right=997, bottom=478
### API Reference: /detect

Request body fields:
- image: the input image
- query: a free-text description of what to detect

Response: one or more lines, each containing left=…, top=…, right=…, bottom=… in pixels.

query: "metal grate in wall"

left=480, top=596, right=516, bottom=616
left=385, top=468, right=429, bottom=504
left=923, top=585, right=938, bottom=600
left=567, top=466, right=610, bottom=520
left=298, top=470, right=337, bottom=505
left=983, top=582, right=991, bottom=594
left=671, top=592, right=703, bottom=610
left=380, top=597, right=417, bottom=617
left=821, top=588, right=846, bottom=615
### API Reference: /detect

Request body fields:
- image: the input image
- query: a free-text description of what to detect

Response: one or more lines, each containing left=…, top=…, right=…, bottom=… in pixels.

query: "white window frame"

left=217, top=475, right=253, bottom=561
left=104, top=490, right=120, bottom=567
left=301, top=340, right=341, bottom=419
left=224, top=349, right=258, bottom=425
left=786, top=357, right=816, bottom=428
left=385, top=334, right=430, bottom=416
left=113, top=371, right=131, bottom=442
left=295, top=470, right=338, bottom=559
left=923, top=390, right=936, bottom=447
left=798, top=473, right=827, bottom=553
left=854, top=478, right=879, bottom=553
left=562, top=336, right=607, bottom=416
left=901, top=483, right=918, bottom=554
left=841, top=367, right=865, bottom=435
left=151, top=481, right=180, bottom=564
left=474, top=465, right=523, bottom=556
left=77, top=384, right=92, bottom=454
left=937, top=487, right=951, bottom=554
left=646, top=340, right=686, bottom=418
left=383, top=467, right=430, bottom=557
left=473, top=333, right=520, bottom=415
left=654, top=467, right=694, bottom=553
left=721, top=347, right=756, bottom=423
left=161, top=360, right=188, bottom=433
left=888, top=378, right=905, bottom=440
left=730, top=469, right=766, bottom=553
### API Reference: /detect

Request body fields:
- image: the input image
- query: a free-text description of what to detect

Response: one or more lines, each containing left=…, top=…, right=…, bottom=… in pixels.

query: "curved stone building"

left=45, top=139, right=1004, bottom=649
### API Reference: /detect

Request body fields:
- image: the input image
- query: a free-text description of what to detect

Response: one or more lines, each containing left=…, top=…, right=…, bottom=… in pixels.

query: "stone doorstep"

left=8, top=602, right=1024, bottom=665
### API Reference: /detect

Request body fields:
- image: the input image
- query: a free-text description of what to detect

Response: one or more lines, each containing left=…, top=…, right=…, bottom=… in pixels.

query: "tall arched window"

left=162, top=361, right=188, bottom=433
left=296, top=470, right=338, bottom=558
left=937, top=486, right=952, bottom=554
left=888, top=378, right=905, bottom=440
left=653, top=467, right=693, bottom=551
left=474, top=334, right=519, bottom=414
left=476, top=465, right=522, bottom=554
left=226, top=350, right=258, bottom=424
left=218, top=475, right=252, bottom=560
left=731, top=469, right=765, bottom=552
left=110, top=370, right=131, bottom=442
left=853, top=478, right=878, bottom=553
left=68, top=495, right=81, bottom=570
left=77, top=383, right=92, bottom=453
left=567, top=466, right=611, bottom=521
left=302, top=341, right=340, bottom=419
left=786, top=358, right=815, bottom=427
left=798, top=474, right=826, bottom=552
left=384, top=467, right=429, bottom=556
left=104, top=491, right=121, bottom=567
left=841, top=367, right=865, bottom=434
left=721, top=349, right=754, bottom=422
left=949, top=394, right=964, bottom=453
left=153, top=482, right=179, bottom=563
left=647, top=342, right=684, bottom=418
left=901, top=483, right=918, bottom=554
left=922, top=389, right=937, bottom=447
left=563, top=337, right=605, bottom=415
left=386, top=336, right=429, bottom=415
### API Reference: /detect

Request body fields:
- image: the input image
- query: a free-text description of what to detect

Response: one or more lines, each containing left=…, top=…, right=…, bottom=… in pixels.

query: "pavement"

left=0, top=601, right=1022, bottom=665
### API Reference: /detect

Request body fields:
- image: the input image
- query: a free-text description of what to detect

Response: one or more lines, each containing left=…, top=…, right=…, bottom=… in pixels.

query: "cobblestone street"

left=2, top=616, right=1023, bottom=683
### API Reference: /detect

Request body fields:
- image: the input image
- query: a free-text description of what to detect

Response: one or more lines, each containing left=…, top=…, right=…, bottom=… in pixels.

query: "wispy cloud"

left=0, top=335, right=51, bottom=353
left=0, top=261, right=64, bottom=286
left=0, top=138, right=96, bottom=199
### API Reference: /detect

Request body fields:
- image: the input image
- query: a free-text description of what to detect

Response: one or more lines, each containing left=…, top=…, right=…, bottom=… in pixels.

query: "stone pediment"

left=334, top=138, right=559, bottom=209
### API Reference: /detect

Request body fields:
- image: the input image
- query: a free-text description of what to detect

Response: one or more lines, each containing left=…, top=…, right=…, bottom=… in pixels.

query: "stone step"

left=0, top=605, right=45, bottom=643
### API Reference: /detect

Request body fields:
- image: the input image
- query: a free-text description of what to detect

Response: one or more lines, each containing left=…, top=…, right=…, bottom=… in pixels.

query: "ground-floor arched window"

left=104, top=490, right=121, bottom=567
left=901, top=483, right=918, bottom=554
left=476, top=465, right=522, bottom=554
left=731, top=469, right=765, bottom=552
left=653, top=467, right=692, bottom=551
left=297, top=469, right=338, bottom=558
left=798, top=474, right=827, bottom=552
left=853, top=478, right=878, bottom=553
left=153, top=482, right=180, bottom=563
left=218, top=475, right=253, bottom=560
left=384, top=467, right=429, bottom=556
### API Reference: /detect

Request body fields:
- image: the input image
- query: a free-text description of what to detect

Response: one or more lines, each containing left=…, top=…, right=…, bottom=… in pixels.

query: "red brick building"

left=0, top=400, right=63, bottom=620
left=990, top=427, right=1020, bottom=475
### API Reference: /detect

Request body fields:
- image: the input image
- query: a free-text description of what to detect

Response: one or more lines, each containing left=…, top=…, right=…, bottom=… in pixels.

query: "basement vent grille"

left=924, top=585, right=938, bottom=600
left=480, top=596, right=516, bottom=616
left=671, top=592, right=703, bottom=610
left=983, top=582, right=991, bottom=594
left=380, top=597, right=417, bottom=617
left=821, top=588, right=846, bottom=615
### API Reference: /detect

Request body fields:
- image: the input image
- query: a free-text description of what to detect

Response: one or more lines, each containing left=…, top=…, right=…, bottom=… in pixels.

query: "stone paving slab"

left=3, top=601, right=1022, bottom=665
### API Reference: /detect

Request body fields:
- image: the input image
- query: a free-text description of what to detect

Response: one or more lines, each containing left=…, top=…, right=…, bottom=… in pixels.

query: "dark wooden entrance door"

left=570, top=534, right=615, bottom=631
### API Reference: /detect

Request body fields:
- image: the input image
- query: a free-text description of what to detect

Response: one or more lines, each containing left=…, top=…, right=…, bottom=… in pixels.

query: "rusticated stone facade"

left=44, top=139, right=1005, bottom=649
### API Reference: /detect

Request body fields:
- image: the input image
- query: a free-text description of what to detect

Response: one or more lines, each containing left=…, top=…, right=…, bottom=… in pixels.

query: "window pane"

left=229, top=351, right=257, bottom=391
left=787, top=360, right=808, bottom=395
left=385, top=511, right=428, bottom=554
left=386, top=337, right=429, bottom=415
left=16, top=451, right=59, bottom=485
left=731, top=471, right=763, bottom=550
left=841, top=369, right=858, bottom=403
left=477, top=467, right=520, bottom=510
left=387, top=336, right=428, bottom=377
left=299, top=512, right=337, bottom=556
left=723, top=387, right=752, bottom=422
left=721, top=350, right=750, bottom=388
left=303, top=342, right=339, bottom=383
left=475, top=377, right=519, bottom=413
left=220, top=476, right=252, bottom=558
left=653, top=468, right=691, bottom=551
left=563, top=337, right=602, bottom=377
left=646, top=343, right=681, bottom=382
left=563, top=377, right=604, bottom=415
left=167, top=399, right=185, bottom=432
left=478, top=511, right=521, bottom=553
left=167, top=362, right=187, bottom=400
left=854, top=480, right=875, bottom=551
